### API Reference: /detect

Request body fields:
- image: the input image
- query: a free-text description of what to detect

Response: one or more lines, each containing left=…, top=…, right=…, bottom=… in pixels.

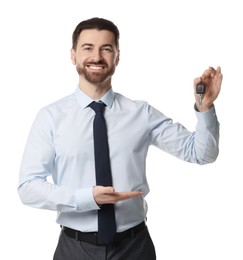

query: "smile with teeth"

left=87, top=65, right=105, bottom=70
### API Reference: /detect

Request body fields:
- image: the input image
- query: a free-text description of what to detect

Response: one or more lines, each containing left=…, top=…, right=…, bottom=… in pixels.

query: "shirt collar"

left=74, top=86, right=114, bottom=109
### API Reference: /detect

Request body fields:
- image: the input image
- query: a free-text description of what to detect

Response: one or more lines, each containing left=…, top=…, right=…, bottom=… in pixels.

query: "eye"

left=102, top=46, right=113, bottom=52
left=83, top=47, right=92, bottom=51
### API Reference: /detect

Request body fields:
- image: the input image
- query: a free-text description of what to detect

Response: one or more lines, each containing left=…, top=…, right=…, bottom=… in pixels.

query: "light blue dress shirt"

left=18, top=87, right=219, bottom=232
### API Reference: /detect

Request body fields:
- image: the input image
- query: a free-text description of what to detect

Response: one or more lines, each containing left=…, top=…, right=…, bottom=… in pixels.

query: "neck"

left=79, top=77, right=111, bottom=100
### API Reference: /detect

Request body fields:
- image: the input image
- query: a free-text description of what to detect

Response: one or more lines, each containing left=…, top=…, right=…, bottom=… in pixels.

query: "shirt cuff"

left=75, top=187, right=100, bottom=212
left=195, top=104, right=218, bottom=125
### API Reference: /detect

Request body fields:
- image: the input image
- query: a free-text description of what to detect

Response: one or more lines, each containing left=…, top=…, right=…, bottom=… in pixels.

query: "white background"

left=1, top=0, right=242, bottom=259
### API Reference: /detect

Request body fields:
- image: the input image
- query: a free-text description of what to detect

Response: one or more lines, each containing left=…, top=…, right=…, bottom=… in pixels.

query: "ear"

left=115, top=50, right=120, bottom=66
left=70, top=48, right=76, bottom=65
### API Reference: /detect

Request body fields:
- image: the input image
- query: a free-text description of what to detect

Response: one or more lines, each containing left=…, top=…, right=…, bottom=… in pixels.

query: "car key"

left=196, top=83, right=205, bottom=105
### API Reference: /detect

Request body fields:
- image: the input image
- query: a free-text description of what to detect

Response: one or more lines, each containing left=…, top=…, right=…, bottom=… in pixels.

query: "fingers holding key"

left=194, top=66, right=223, bottom=111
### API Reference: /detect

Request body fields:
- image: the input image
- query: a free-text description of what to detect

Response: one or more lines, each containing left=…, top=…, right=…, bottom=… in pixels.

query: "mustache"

left=85, top=60, right=108, bottom=66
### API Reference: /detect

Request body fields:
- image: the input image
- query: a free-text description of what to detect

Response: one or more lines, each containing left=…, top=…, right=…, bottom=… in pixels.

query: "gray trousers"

left=53, top=226, right=156, bottom=260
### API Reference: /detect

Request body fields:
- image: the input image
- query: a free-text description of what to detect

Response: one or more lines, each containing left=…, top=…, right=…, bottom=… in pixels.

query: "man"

left=18, top=17, right=223, bottom=259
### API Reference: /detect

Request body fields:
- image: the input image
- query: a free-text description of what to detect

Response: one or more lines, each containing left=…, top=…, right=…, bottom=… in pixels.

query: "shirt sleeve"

left=18, top=108, right=99, bottom=212
left=147, top=104, right=219, bottom=164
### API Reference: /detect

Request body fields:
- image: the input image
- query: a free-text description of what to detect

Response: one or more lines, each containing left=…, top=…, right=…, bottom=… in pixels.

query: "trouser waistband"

left=62, top=221, right=146, bottom=245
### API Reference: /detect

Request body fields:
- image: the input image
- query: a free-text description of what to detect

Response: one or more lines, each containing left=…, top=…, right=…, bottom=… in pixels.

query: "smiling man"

left=18, top=17, right=223, bottom=260
left=72, top=29, right=119, bottom=87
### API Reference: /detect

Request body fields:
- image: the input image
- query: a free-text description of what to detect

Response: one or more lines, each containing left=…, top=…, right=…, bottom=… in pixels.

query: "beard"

left=76, top=62, right=116, bottom=84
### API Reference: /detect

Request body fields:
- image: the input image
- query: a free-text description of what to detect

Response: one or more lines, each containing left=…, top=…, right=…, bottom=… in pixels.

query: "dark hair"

left=72, top=17, right=120, bottom=50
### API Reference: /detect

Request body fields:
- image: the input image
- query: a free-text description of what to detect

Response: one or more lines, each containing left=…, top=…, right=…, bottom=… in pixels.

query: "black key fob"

left=196, top=83, right=205, bottom=94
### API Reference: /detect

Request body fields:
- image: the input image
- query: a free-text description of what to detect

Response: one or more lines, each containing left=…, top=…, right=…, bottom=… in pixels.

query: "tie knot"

left=89, top=101, right=106, bottom=113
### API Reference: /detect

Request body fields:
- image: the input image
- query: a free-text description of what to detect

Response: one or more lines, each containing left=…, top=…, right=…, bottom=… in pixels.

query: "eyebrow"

left=81, top=43, right=93, bottom=48
left=81, top=43, right=114, bottom=48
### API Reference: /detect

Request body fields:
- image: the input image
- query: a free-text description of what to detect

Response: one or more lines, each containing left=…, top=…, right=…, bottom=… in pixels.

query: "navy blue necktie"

left=89, top=101, right=116, bottom=244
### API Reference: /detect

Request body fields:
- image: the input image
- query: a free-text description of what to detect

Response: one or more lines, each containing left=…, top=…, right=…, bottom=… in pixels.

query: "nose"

left=90, top=49, right=103, bottom=62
